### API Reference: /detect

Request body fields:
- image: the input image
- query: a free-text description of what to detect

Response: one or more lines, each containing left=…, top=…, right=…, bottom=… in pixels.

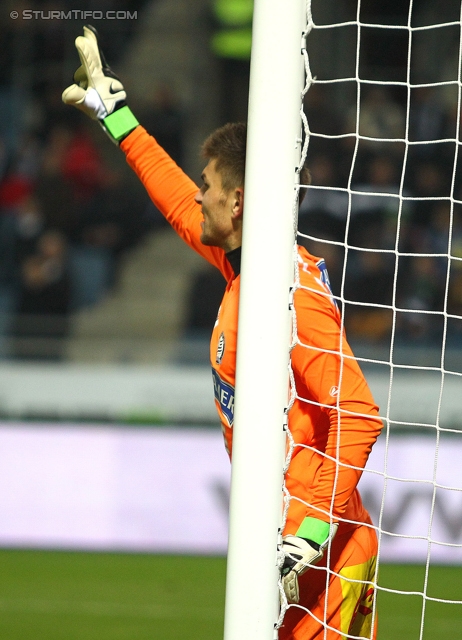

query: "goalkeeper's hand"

left=62, top=25, right=139, bottom=144
left=281, top=517, right=338, bottom=604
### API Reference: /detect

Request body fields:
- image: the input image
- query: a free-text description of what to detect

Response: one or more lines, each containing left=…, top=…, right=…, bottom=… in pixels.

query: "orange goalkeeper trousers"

left=278, top=523, right=378, bottom=640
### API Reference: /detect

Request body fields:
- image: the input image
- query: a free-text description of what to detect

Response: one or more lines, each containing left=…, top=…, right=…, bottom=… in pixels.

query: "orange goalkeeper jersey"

left=121, top=126, right=383, bottom=533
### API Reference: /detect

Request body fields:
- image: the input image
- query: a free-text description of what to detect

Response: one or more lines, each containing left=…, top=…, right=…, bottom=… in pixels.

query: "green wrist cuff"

left=104, top=106, right=139, bottom=142
left=296, top=517, right=331, bottom=545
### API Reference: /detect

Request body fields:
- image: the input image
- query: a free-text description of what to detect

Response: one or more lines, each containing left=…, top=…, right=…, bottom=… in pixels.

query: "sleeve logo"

left=212, top=368, right=235, bottom=427
left=316, top=258, right=338, bottom=309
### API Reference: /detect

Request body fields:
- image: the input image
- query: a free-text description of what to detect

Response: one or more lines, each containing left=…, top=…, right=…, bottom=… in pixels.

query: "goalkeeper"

left=63, top=26, right=383, bottom=639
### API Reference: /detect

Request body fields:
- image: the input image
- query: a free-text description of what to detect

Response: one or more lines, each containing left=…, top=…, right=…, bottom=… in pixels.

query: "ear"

left=231, top=187, right=244, bottom=220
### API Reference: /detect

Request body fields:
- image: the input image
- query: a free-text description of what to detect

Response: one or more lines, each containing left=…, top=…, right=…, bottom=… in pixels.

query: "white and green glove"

left=62, top=25, right=139, bottom=144
left=281, top=517, right=338, bottom=604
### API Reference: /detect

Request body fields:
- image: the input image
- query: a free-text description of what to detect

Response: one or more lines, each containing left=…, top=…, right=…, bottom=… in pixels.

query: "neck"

left=226, top=246, right=241, bottom=277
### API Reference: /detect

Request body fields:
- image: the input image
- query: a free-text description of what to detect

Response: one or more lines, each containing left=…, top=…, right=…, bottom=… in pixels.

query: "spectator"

left=344, top=87, right=405, bottom=183
left=445, top=206, right=462, bottom=343
left=36, top=121, right=140, bottom=310
left=343, top=249, right=395, bottom=343
left=408, top=86, right=449, bottom=156
left=183, top=265, right=227, bottom=339
left=0, top=211, right=20, bottom=359
left=350, top=154, right=409, bottom=250
left=14, top=229, right=71, bottom=360
left=139, top=84, right=185, bottom=167
left=398, top=254, right=443, bottom=341
left=0, top=185, right=46, bottom=359
left=350, top=86, right=406, bottom=147
left=408, top=162, right=447, bottom=228
left=303, top=84, right=344, bottom=166
left=298, top=153, right=348, bottom=244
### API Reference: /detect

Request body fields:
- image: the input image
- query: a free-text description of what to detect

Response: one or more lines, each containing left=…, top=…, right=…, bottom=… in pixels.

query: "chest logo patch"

left=212, top=368, right=235, bottom=427
left=216, top=332, right=226, bottom=364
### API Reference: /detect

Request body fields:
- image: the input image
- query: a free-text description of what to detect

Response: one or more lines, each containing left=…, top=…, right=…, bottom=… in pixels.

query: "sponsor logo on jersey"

left=212, top=368, right=234, bottom=427
left=216, top=332, right=225, bottom=364
left=330, top=385, right=339, bottom=397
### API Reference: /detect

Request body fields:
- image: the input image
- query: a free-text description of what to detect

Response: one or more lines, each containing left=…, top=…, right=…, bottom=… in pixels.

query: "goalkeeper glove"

left=62, top=25, right=139, bottom=145
left=281, top=517, right=338, bottom=604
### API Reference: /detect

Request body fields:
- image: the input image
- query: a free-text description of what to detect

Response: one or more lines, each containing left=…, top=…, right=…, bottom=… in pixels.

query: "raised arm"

left=120, top=127, right=232, bottom=276
left=62, top=25, right=233, bottom=279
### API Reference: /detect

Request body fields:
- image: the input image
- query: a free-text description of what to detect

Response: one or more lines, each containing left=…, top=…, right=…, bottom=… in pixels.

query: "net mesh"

left=278, top=1, right=462, bottom=637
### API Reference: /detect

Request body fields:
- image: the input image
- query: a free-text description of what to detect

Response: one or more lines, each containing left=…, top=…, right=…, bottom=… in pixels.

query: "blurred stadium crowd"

left=299, top=80, right=462, bottom=348
left=0, top=0, right=461, bottom=362
left=0, top=0, right=179, bottom=359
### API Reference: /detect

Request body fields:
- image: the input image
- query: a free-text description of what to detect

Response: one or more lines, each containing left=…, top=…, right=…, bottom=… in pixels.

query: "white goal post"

left=223, top=0, right=462, bottom=638
left=223, top=0, right=306, bottom=638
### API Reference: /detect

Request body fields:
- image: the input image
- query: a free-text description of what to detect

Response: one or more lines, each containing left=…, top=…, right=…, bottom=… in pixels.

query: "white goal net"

left=282, top=0, right=462, bottom=637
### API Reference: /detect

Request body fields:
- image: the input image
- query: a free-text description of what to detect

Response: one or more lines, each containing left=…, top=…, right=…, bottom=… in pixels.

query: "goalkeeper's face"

left=195, top=159, right=243, bottom=252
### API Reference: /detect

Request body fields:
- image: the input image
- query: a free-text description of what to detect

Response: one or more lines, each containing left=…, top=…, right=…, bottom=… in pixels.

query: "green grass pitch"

left=0, top=549, right=460, bottom=639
